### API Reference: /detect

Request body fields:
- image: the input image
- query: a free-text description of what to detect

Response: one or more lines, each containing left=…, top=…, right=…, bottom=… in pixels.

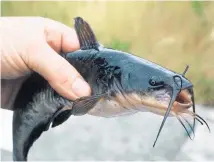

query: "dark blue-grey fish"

left=11, top=17, right=210, bottom=161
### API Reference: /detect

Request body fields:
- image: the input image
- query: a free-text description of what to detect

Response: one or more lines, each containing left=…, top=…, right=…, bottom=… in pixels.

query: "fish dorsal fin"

left=74, top=17, right=99, bottom=51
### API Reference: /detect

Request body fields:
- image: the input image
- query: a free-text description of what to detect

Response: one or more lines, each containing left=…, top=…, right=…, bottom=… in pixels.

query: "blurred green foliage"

left=1, top=1, right=214, bottom=106
left=191, top=1, right=204, bottom=17
left=106, top=39, right=131, bottom=52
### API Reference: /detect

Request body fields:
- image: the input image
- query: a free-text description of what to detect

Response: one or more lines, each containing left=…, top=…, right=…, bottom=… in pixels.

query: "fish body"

left=12, top=17, right=210, bottom=161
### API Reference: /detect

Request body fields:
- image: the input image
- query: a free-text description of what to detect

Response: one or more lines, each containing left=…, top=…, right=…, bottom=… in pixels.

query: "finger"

left=29, top=44, right=91, bottom=100
left=44, top=18, right=80, bottom=53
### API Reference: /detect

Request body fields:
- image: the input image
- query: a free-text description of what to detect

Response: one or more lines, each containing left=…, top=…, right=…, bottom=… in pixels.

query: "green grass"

left=1, top=1, right=214, bottom=106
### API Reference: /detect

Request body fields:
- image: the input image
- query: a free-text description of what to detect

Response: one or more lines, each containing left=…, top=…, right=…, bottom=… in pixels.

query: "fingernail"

left=71, top=77, right=91, bottom=97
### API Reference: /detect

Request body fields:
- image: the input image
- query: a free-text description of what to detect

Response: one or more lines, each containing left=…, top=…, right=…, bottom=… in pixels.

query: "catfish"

left=11, top=17, right=210, bottom=161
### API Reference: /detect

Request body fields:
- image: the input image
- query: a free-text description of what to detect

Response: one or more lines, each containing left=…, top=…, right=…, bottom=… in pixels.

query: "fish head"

left=105, top=52, right=194, bottom=117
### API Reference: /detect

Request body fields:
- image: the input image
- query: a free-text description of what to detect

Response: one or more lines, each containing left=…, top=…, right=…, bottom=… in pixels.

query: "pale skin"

left=0, top=17, right=91, bottom=110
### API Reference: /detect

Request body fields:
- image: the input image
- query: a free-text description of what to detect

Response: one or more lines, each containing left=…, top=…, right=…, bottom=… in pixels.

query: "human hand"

left=0, top=17, right=91, bottom=109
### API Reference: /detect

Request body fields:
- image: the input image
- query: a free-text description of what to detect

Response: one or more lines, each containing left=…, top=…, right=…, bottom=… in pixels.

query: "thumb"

left=29, top=44, right=91, bottom=100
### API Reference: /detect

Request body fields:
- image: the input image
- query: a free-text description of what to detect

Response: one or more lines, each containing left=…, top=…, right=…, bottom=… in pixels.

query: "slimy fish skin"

left=12, top=17, right=210, bottom=161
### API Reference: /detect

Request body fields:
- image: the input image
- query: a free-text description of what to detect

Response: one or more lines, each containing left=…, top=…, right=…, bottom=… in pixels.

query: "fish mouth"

left=154, top=88, right=193, bottom=114
left=174, top=89, right=193, bottom=110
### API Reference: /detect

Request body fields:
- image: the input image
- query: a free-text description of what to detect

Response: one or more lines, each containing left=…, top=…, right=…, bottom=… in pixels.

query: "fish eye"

left=149, top=79, right=156, bottom=86
left=149, top=76, right=164, bottom=87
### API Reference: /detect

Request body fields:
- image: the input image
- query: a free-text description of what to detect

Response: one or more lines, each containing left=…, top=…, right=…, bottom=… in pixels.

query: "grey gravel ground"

left=1, top=105, right=214, bottom=161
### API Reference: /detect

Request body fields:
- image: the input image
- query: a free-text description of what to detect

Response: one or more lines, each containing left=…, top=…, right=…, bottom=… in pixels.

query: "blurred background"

left=1, top=1, right=214, bottom=161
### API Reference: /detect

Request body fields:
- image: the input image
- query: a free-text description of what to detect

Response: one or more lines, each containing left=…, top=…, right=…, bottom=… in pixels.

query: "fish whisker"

left=178, top=114, right=195, bottom=139
left=195, top=114, right=211, bottom=132
left=191, top=90, right=196, bottom=132
left=175, top=115, right=194, bottom=140
left=182, top=110, right=211, bottom=133
left=195, top=117, right=204, bottom=125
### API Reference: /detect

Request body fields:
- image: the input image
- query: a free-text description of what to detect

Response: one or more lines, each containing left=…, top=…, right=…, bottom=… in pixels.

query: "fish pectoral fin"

left=74, top=17, right=100, bottom=51
left=72, top=94, right=106, bottom=116
left=47, top=93, right=107, bottom=128
left=51, top=108, right=72, bottom=128
left=45, top=106, right=71, bottom=130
